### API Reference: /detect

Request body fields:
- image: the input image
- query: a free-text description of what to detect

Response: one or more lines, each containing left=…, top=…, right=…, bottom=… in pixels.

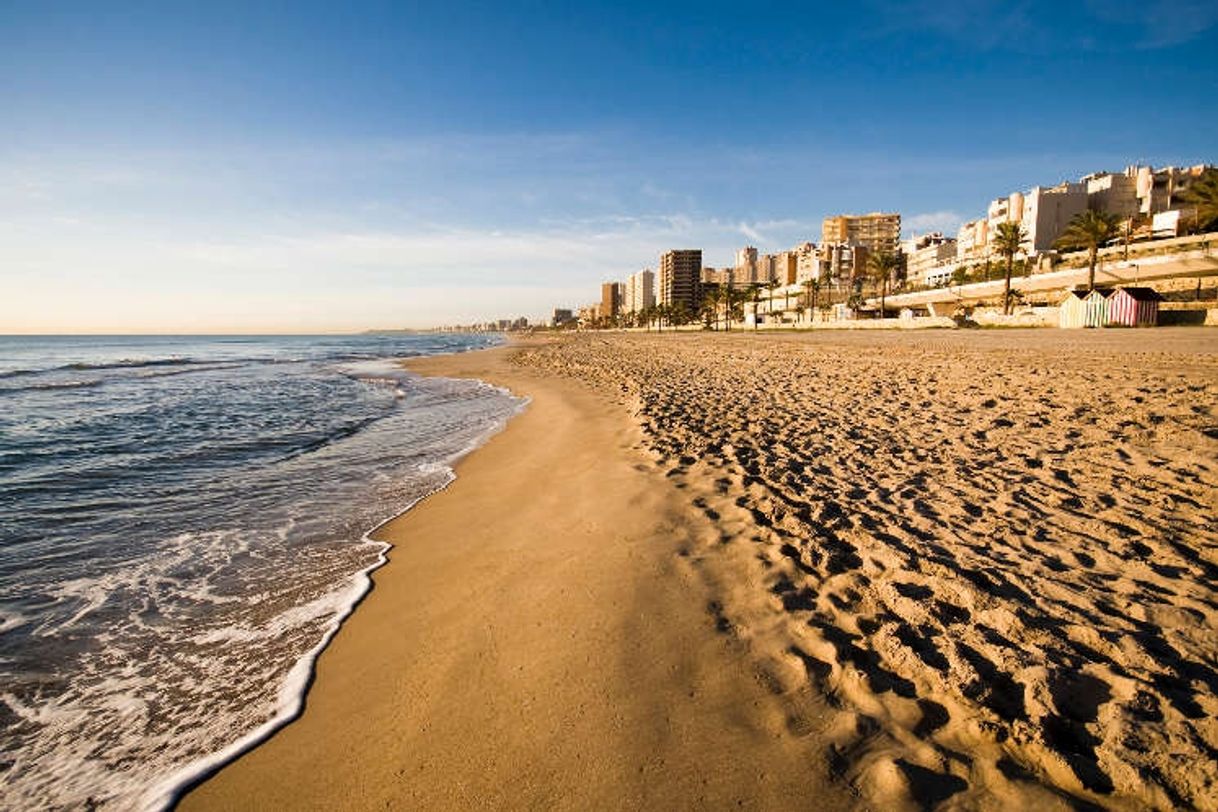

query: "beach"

left=184, top=329, right=1218, bottom=811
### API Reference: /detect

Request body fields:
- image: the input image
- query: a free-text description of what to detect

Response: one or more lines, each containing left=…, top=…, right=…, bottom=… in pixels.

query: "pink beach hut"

left=1106, top=287, right=1162, bottom=327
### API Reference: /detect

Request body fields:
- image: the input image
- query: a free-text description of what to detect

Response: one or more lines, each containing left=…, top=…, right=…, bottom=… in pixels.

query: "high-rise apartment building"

left=821, top=212, right=902, bottom=255
left=819, top=243, right=869, bottom=283
left=600, top=282, right=622, bottom=322
left=734, top=246, right=758, bottom=274
left=793, top=242, right=823, bottom=282
left=625, top=268, right=655, bottom=314
left=658, top=249, right=702, bottom=315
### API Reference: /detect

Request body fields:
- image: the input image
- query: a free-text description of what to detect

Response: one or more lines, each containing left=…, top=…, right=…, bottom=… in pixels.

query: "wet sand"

left=184, top=329, right=1218, bottom=811
left=181, top=344, right=851, bottom=811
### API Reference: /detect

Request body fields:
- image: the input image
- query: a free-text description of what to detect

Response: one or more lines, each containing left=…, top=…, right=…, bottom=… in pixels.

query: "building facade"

left=905, top=233, right=958, bottom=287
left=624, top=268, right=655, bottom=315
left=1136, top=164, right=1213, bottom=215
left=793, top=242, right=823, bottom=282
left=822, top=212, right=901, bottom=255
left=1085, top=169, right=1140, bottom=218
left=1022, top=181, right=1087, bottom=253
left=658, top=249, right=703, bottom=315
left=600, top=282, right=622, bottom=322
left=819, top=242, right=869, bottom=284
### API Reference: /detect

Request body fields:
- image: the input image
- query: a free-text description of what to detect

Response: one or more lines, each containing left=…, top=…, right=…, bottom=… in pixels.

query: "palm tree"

left=750, top=284, right=763, bottom=330
left=1178, top=168, right=1218, bottom=232
left=1054, top=209, right=1121, bottom=291
left=765, top=279, right=781, bottom=323
left=800, top=278, right=816, bottom=322
left=701, top=289, right=720, bottom=330
left=991, top=221, right=1028, bottom=315
left=866, top=251, right=899, bottom=318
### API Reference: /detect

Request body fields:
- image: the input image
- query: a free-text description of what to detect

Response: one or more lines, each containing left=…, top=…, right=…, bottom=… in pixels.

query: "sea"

left=0, top=334, right=526, bottom=810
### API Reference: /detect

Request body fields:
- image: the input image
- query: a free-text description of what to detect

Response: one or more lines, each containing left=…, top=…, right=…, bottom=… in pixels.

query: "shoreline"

left=179, top=330, right=1218, bottom=809
left=180, top=341, right=850, bottom=809
left=156, top=348, right=525, bottom=810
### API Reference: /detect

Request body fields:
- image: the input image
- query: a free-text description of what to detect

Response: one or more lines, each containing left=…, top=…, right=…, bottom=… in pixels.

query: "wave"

left=0, top=379, right=104, bottom=394
left=147, top=377, right=527, bottom=811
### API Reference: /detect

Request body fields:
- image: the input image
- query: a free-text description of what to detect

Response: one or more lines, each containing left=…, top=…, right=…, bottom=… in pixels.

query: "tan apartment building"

left=1136, top=164, right=1213, bottom=215
left=600, top=282, right=622, bottom=322
left=774, top=251, right=798, bottom=285
left=658, top=249, right=702, bottom=315
left=1085, top=169, right=1140, bottom=218
left=821, top=212, right=902, bottom=255
left=819, top=242, right=869, bottom=283
left=956, top=219, right=988, bottom=262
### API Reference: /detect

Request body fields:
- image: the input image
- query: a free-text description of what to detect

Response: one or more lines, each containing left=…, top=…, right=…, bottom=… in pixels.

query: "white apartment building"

left=905, top=233, right=957, bottom=287
left=624, top=268, right=655, bottom=314
left=793, top=242, right=824, bottom=282
left=1021, top=181, right=1088, bottom=253
left=956, top=219, right=989, bottom=262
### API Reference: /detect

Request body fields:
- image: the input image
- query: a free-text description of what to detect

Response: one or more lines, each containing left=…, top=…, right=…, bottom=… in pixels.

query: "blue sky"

left=2, top=0, right=1215, bottom=331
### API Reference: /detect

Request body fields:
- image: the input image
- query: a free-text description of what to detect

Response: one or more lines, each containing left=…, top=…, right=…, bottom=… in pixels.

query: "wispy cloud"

left=904, top=210, right=965, bottom=236
left=1082, top=0, right=1218, bottom=48
left=866, top=0, right=1218, bottom=51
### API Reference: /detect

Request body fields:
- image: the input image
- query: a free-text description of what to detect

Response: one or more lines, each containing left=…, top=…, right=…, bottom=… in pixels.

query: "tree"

left=750, top=284, right=765, bottom=330
left=1054, top=209, right=1121, bottom=291
left=702, top=289, right=721, bottom=330
left=866, top=251, right=899, bottom=318
left=1177, top=168, right=1218, bottom=232
left=992, top=220, right=1028, bottom=315
left=764, top=279, right=781, bottom=323
left=801, top=277, right=819, bottom=322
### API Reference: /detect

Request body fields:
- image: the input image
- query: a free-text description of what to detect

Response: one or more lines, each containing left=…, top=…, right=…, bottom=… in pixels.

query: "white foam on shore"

left=140, top=375, right=528, bottom=812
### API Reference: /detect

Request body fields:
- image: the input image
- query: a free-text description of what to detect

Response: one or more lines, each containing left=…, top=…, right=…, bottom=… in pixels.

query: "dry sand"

left=184, top=329, right=1218, bottom=811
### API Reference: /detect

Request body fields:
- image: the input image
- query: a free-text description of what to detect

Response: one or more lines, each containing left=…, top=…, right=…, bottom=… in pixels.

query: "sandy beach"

left=183, top=329, right=1218, bottom=811
left=180, top=343, right=852, bottom=810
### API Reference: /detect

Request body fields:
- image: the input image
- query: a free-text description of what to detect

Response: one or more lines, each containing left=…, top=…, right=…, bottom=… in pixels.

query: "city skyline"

left=3, top=1, right=1217, bottom=332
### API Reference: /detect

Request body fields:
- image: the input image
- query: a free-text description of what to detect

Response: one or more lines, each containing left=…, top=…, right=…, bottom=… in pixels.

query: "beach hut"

left=1059, top=290, right=1088, bottom=328
left=1106, top=287, right=1162, bottom=327
left=1060, top=289, right=1114, bottom=328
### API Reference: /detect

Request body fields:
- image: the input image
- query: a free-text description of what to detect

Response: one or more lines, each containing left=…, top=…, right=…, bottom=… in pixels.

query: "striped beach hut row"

left=1059, top=289, right=1112, bottom=329
left=1106, top=287, right=1162, bottom=327
left=1059, top=287, right=1162, bottom=328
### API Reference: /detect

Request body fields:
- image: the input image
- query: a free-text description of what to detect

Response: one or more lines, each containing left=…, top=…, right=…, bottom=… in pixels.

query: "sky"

left=2, top=1, right=1216, bottom=332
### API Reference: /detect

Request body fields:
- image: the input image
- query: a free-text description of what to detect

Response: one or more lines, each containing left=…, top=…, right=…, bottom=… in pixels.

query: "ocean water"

left=0, top=334, right=525, bottom=810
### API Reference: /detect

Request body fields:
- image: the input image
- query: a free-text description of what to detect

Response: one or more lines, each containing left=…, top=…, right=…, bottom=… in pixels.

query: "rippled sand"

left=515, top=328, right=1218, bottom=811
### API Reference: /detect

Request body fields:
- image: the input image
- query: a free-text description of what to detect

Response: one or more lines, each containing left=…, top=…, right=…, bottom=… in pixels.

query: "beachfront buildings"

left=904, top=233, right=957, bottom=287
left=600, top=282, right=623, bottom=323
left=793, top=242, right=825, bottom=282
left=732, top=246, right=798, bottom=286
left=658, top=249, right=703, bottom=315
left=625, top=269, right=655, bottom=315
left=1022, top=182, right=1089, bottom=253
left=822, top=212, right=902, bottom=255
left=954, top=164, right=1214, bottom=266
left=820, top=242, right=869, bottom=284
